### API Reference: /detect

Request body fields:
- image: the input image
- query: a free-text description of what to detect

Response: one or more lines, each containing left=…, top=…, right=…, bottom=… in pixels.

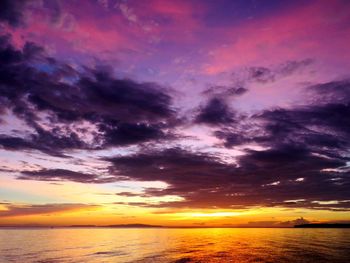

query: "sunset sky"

left=0, top=0, right=350, bottom=227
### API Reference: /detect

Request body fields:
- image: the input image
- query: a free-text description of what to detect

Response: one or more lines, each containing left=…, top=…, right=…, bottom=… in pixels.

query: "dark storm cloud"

left=116, top=192, right=144, bottom=197
left=42, top=0, right=62, bottom=25
left=0, top=136, right=33, bottom=151
left=202, top=85, right=248, bottom=97
left=247, top=66, right=274, bottom=83
left=0, top=126, right=89, bottom=158
left=0, top=35, right=176, bottom=155
left=100, top=122, right=168, bottom=146
left=196, top=84, right=247, bottom=126
left=195, top=97, right=235, bottom=125
left=278, top=59, right=313, bottom=76
left=0, top=0, right=63, bottom=28
left=195, top=59, right=313, bottom=126
left=0, top=203, right=100, bottom=217
left=107, top=147, right=234, bottom=185
left=75, top=71, right=174, bottom=122
left=307, top=79, right=350, bottom=104
left=0, top=0, right=28, bottom=27
left=102, top=80, right=350, bottom=210
left=215, top=80, right=350, bottom=149
left=10, top=77, right=349, bottom=210
left=236, top=59, right=313, bottom=83
left=19, top=168, right=118, bottom=184
left=105, top=145, right=350, bottom=210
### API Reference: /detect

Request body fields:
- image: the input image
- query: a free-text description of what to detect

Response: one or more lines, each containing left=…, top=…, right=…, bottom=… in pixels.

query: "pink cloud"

left=203, top=0, right=350, bottom=74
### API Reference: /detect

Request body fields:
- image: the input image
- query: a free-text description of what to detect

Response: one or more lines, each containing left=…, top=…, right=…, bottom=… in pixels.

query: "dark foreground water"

left=0, top=228, right=350, bottom=262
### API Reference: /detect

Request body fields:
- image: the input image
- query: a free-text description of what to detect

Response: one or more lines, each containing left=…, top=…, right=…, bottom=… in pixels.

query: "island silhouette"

left=295, top=224, right=350, bottom=228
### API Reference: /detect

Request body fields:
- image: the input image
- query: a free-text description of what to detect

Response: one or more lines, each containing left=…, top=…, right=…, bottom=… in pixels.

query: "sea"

left=0, top=228, right=349, bottom=262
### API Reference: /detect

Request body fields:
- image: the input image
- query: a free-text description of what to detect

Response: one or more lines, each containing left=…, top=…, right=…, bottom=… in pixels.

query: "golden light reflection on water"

left=1, top=228, right=350, bottom=262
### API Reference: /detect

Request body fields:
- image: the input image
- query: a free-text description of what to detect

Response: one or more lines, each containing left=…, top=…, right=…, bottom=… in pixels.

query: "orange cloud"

left=0, top=203, right=100, bottom=218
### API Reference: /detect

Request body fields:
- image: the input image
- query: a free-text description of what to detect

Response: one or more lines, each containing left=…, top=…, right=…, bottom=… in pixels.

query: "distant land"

left=104, top=224, right=163, bottom=228
left=68, top=224, right=162, bottom=228
left=0, top=224, right=163, bottom=228
left=295, top=224, right=350, bottom=228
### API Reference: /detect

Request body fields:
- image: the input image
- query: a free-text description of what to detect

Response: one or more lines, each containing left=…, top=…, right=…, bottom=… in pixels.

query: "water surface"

left=1, top=228, right=349, bottom=262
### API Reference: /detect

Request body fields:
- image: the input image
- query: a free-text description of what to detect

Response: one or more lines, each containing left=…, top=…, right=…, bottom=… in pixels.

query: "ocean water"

left=0, top=228, right=349, bottom=262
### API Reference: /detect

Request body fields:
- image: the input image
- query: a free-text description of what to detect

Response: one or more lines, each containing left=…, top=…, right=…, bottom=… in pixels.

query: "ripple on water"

left=91, top=250, right=128, bottom=257
left=173, top=257, right=192, bottom=263
left=1, top=228, right=350, bottom=263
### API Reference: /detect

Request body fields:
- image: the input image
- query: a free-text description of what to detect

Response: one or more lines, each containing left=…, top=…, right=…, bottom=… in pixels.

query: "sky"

left=0, top=0, right=350, bottom=227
